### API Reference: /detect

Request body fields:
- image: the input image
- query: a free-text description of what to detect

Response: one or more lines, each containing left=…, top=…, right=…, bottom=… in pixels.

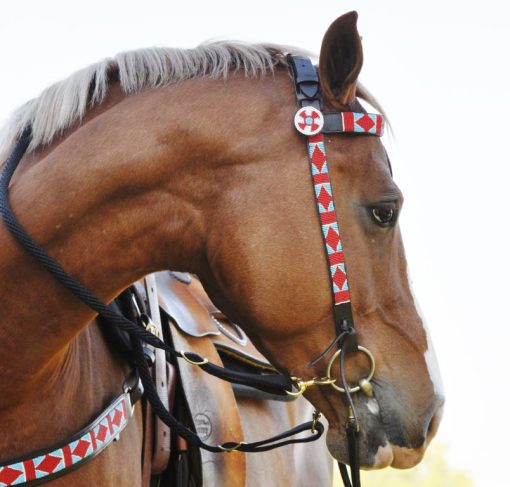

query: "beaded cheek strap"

left=289, top=55, right=384, bottom=350
left=289, top=55, right=384, bottom=487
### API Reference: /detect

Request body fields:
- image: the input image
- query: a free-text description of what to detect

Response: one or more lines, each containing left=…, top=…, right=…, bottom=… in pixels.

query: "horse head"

left=192, top=12, right=445, bottom=469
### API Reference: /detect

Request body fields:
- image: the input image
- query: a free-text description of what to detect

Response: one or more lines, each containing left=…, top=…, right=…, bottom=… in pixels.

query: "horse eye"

left=371, top=205, right=397, bottom=227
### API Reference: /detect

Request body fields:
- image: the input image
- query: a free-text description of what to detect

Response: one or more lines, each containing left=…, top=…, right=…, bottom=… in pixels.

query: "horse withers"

left=0, top=10, right=443, bottom=486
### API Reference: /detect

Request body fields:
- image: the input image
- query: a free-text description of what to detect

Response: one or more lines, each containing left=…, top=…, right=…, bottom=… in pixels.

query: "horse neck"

left=0, top=77, right=238, bottom=404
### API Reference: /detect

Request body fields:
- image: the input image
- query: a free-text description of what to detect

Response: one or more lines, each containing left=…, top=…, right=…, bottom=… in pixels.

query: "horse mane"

left=0, top=42, right=386, bottom=161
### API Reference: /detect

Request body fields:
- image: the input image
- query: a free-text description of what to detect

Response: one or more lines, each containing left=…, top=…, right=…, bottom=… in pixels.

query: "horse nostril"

left=426, top=403, right=444, bottom=444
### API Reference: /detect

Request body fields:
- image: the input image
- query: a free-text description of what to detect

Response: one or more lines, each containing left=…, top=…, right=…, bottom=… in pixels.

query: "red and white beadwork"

left=296, top=106, right=385, bottom=305
left=306, top=132, right=351, bottom=305
left=0, top=393, right=132, bottom=486
left=342, top=112, right=383, bottom=136
left=294, top=106, right=324, bottom=136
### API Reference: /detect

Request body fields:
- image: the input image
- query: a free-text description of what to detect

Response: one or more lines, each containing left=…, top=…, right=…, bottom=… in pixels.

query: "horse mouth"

left=325, top=422, right=426, bottom=470
left=324, top=392, right=444, bottom=470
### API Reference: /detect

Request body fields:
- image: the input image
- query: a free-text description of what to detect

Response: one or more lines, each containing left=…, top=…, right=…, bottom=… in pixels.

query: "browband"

left=289, top=56, right=384, bottom=137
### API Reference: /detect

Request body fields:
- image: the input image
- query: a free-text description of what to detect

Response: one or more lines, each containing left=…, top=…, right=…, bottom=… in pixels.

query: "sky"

left=1, top=1, right=509, bottom=486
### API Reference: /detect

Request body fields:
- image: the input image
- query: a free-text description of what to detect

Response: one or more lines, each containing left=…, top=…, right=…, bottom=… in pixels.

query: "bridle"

left=0, top=55, right=384, bottom=487
left=288, top=54, right=383, bottom=487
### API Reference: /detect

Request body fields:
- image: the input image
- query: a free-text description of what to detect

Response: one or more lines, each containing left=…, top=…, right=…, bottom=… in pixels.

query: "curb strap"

left=0, top=392, right=134, bottom=487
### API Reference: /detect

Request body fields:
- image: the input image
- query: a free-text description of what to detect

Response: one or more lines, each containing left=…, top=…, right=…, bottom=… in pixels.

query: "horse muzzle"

left=325, top=383, right=445, bottom=469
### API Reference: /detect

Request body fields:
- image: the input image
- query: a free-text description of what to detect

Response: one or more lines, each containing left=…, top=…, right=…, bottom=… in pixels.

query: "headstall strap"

left=288, top=54, right=385, bottom=487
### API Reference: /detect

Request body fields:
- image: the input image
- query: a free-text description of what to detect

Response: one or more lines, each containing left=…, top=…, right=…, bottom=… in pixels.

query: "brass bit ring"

left=325, top=346, right=376, bottom=394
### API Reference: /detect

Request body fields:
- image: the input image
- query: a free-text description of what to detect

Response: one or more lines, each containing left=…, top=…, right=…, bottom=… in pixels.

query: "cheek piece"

left=288, top=54, right=383, bottom=487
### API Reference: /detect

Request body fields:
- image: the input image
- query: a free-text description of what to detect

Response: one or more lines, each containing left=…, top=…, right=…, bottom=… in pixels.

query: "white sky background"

left=1, top=1, right=508, bottom=486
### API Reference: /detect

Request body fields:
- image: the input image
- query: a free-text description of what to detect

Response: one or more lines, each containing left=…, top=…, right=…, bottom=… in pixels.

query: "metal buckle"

left=311, top=410, right=322, bottom=434
left=140, top=313, right=159, bottom=337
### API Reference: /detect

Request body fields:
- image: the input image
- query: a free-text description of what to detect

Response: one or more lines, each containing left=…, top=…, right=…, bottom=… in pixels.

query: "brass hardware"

left=347, top=406, right=360, bottom=433
left=359, top=378, right=374, bottom=397
left=285, top=376, right=336, bottom=397
left=325, top=346, right=376, bottom=394
left=180, top=351, right=209, bottom=366
left=285, top=379, right=307, bottom=397
left=311, top=410, right=322, bottom=433
left=313, top=377, right=337, bottom=386
left=140, top=315, right=159, bottom=337
left=218, top=441, right=246, bottom=452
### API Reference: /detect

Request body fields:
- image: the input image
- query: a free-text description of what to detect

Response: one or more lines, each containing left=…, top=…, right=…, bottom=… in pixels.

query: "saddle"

left=138, top=271, right=294, bottom=487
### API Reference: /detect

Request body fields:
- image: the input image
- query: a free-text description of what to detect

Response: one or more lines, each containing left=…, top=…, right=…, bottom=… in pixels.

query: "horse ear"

left=319, top=11, right=363, bottom=107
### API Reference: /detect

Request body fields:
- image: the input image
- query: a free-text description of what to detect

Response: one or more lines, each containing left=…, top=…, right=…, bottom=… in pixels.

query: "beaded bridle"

left=288, top=55, right=383, bottom=487
left=0, top=55, right=384, bottom=487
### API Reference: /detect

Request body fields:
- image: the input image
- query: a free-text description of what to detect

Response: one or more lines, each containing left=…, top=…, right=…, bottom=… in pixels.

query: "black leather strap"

left=334, top=304, right=358, bottom=354
left=287, top=55, right=321, bottom=109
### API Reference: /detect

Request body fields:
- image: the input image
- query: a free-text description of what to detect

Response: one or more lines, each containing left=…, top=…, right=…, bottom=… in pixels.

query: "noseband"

left=0, top=56, right=385, bottom=487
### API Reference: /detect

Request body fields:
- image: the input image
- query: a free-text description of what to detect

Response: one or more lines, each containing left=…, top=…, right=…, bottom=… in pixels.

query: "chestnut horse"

left=0, top=11, right=444, bottom=486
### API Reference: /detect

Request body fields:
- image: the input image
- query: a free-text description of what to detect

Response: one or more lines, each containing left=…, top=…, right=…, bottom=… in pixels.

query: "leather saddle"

left=139, top=271, right=297, bottom=487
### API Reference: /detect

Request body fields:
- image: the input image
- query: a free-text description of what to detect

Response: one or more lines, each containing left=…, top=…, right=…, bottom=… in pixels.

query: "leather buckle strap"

left=287, top=55, right=321, bottom=109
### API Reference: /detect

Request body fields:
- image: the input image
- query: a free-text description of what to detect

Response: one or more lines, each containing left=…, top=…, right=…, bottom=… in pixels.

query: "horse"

left=0, top=10, right=444, bottom=487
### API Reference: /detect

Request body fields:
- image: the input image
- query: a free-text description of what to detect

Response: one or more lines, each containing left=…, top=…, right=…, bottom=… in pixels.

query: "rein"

left=0, top=56, right=384, bottom=486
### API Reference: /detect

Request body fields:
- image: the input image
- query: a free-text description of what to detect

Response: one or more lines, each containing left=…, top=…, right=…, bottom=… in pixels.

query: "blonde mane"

left=0, top=41, right=385, bottom=161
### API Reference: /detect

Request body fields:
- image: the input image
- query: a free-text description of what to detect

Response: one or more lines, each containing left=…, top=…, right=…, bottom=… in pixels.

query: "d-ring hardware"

left=285, top=376, right=337, bottom=397
left=218, top=441, right=246, bottom=452
left=180, top=351, right=209, bottom=366
left=311, top=410, right=322, bottom=433
left=326, top=346, right=376, bottom=394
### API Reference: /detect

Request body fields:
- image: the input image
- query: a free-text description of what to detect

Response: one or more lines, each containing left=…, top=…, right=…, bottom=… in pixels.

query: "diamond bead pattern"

left=0, top=395, right=131, bottom=486
left=306, top=133, right=351, bottom=305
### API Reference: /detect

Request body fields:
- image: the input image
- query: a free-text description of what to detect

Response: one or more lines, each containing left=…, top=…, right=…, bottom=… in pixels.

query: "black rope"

left=131, top=334, right=324, bottom=453
left=0, top=130, right=324, bottom=454
left=0, top=131, right=294, bottom=397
